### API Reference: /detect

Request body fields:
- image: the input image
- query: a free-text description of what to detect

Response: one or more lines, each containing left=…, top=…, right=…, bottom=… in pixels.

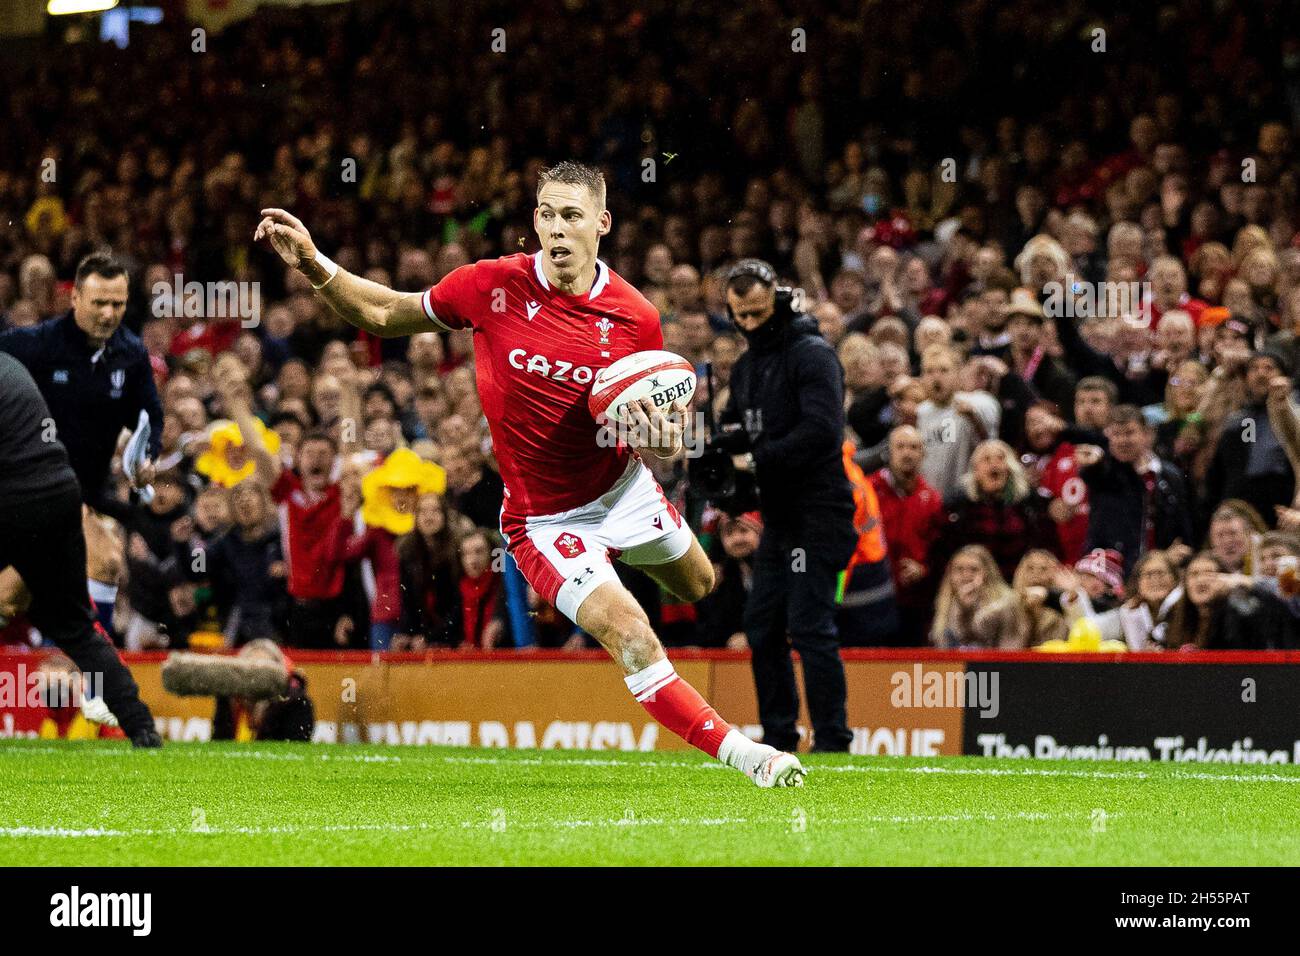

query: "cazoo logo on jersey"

left=508, top=348, right=595, bottom=384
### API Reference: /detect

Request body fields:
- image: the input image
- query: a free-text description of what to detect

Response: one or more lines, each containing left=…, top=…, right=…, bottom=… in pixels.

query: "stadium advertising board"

left=962, top=661, right=1300, bottom=764
left=0, top=653, right=964, bottom=753
left=131, top=657, right=966, bottom=753
left=9, top=651, right=1299, bottom=762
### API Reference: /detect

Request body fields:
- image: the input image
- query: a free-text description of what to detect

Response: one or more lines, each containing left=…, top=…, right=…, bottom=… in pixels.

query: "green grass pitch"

left=2, top=740, right=1299, bottom=866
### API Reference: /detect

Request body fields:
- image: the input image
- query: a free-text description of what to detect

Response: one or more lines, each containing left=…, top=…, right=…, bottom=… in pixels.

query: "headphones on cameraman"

left=724, top=258, right=794, bottom=321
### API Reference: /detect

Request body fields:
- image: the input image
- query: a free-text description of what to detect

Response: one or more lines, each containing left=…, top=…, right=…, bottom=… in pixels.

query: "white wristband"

left=309, top=251, right=339, bottom=290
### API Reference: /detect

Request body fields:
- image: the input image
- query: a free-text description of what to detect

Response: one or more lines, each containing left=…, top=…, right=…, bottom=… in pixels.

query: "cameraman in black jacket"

left=716, top=259, right=858, bottom=753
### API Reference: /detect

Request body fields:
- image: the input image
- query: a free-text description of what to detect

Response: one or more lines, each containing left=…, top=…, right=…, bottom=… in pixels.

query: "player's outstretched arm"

left=254, top=208, right=428, bottom=338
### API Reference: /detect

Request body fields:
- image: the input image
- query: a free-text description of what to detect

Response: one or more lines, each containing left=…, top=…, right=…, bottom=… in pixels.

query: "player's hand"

left=726, top=632, right=749, bottom=650
left=254, top=208, right=318, bottom=268
left=627, top=397, right=684, bottom=459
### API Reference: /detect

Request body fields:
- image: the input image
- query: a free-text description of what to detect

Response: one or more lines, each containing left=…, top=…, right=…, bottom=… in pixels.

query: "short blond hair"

left=537, top=161, right=606, bottom=209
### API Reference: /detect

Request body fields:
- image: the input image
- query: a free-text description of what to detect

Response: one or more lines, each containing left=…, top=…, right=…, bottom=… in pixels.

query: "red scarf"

left=459, top=570, right=501, bottom=647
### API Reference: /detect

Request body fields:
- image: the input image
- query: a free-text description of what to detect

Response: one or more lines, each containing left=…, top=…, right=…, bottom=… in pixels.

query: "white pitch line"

left=0, top=746, right=396, bottom=763
left=4, top=746, right=1300, bottom=784
left=0, top=821, right=442, bottom=839
left=0, top=826, right=130, bottom=837
left=457, top=809, right=1088, bottom=830
left=443, top=754, right=1300, bottom=784
left=0, top=809, right=1099, bottom=839
left=819, top=763, right=1300, bottom=785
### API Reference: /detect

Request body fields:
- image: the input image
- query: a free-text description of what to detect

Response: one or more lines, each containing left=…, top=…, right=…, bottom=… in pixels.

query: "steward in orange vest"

left=836, top=441, right=900, bottom=645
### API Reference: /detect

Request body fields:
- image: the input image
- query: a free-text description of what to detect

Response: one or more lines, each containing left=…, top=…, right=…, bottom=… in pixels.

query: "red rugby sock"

left=624, top=659, right=731, bottom=757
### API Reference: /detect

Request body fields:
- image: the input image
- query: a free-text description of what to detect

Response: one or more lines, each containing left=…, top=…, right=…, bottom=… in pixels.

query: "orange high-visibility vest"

left=842, top=441, right=888, bottom=568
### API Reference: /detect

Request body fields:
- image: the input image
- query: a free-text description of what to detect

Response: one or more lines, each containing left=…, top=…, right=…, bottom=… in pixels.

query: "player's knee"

left=678, top=561, right=715, bottom=603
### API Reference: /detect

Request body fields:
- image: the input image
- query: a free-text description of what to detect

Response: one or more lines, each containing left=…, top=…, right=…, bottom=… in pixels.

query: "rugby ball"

left=589, top=350, right=697, bottom=424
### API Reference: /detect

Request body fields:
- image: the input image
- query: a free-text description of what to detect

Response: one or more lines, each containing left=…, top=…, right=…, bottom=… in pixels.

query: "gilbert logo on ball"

left=588, top=350, right=696, bottom=425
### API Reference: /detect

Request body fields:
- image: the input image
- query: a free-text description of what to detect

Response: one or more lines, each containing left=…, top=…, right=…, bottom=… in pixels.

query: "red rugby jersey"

left=423, top=253, right=662, bottom=519
left=271, top=469, right=344, bottom=600
left=1028, top=441, right=1090, bottom=564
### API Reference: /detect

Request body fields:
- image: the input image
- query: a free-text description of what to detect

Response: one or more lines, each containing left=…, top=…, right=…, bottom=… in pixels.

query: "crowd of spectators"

left=4, top=0, right=1300, bottom=652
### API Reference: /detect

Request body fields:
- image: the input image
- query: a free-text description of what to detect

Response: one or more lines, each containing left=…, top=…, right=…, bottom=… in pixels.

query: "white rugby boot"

left=80, top=695, right=120, bottom=728
left=746, top=749, right=806, bottom=788
left=717, top=729, right=806, bottom=788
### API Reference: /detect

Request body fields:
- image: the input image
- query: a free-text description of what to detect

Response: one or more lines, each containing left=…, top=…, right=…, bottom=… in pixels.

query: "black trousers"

left=0, top=484, right=155, bottom=736
left=743, top=506, right=858, bottom=753
left=287, top=597, right=346, bottom=649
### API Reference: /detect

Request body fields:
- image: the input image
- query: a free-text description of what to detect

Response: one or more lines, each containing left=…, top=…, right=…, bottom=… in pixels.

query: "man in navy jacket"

left=0, top=252, right=162, bottom=509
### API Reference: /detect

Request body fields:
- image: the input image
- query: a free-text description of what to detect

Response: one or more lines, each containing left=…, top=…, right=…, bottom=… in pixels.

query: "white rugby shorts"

left=500, top=458, right=694, bottom=623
